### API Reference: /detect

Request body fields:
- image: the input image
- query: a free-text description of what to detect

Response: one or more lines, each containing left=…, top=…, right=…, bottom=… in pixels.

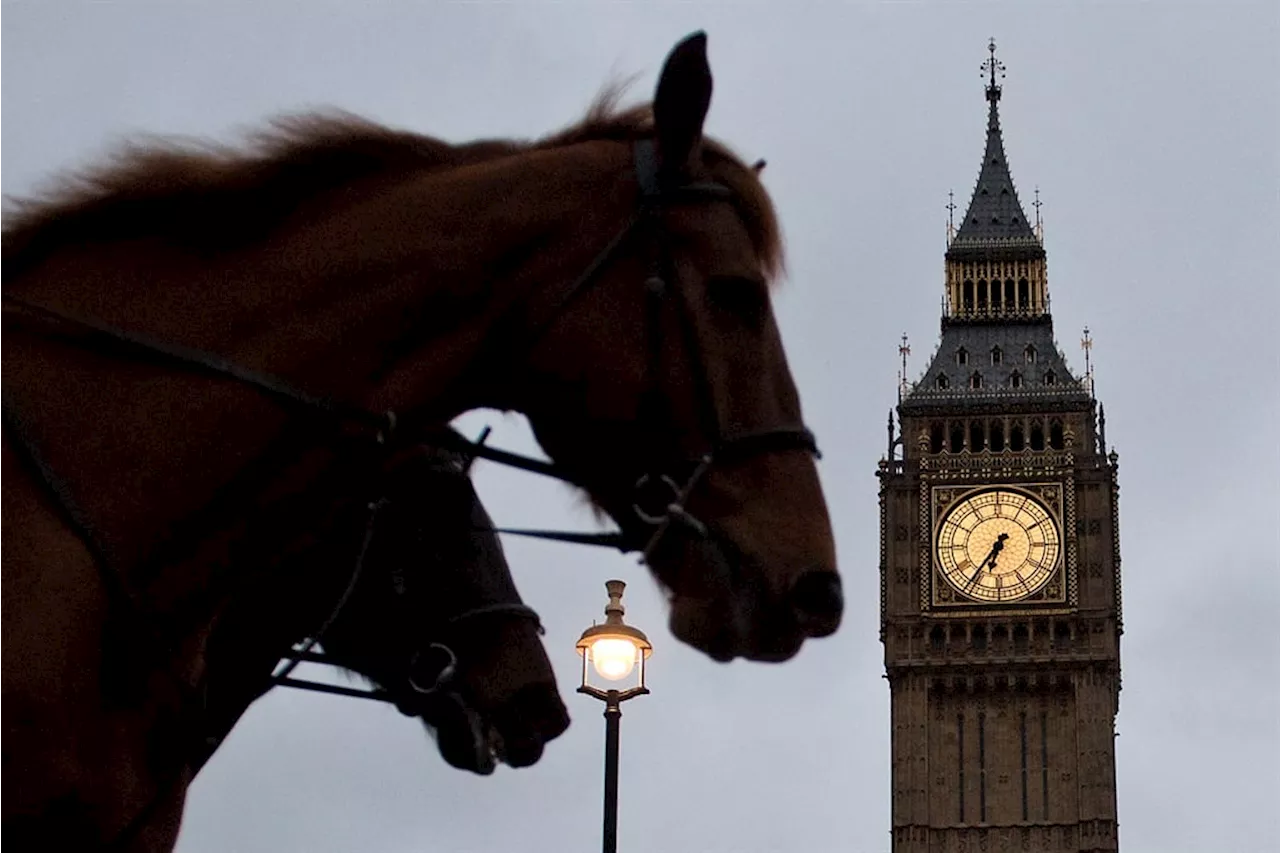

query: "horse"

left=5, top=433, right=570, bottom=850
left=195, top=436, right=571, bottom=778
left=3, top=30, right=841, bottom=848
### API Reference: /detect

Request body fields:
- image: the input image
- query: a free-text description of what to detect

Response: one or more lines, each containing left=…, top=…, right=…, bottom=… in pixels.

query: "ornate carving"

left=1111, top=474, right=1123, bottom=631
left=921, top=451, right=1076, bottom=477
left=1064, top=477, right=1079, bottom=606
left=880, top=488, right=889, bottom=630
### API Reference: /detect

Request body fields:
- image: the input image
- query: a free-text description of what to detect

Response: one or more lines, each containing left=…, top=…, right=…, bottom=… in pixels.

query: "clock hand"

left=966, top=544, right=999, bottom=590
left=986, top=533, right=1010, bottom=569
left=966, top=533, right=1011, bottom=592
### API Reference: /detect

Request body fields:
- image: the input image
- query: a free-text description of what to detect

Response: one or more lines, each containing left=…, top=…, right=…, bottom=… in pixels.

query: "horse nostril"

left=790, top=571, right=843, bottom=637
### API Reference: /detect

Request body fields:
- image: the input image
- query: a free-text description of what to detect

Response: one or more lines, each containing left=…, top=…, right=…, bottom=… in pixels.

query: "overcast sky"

left=4, top=3, right=1278, bottom=852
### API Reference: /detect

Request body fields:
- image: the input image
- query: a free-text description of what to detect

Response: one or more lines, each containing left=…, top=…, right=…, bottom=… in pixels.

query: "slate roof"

left=947, top=75, right=1042, bottom=258
left=900, top=317, right=1091, bottom=414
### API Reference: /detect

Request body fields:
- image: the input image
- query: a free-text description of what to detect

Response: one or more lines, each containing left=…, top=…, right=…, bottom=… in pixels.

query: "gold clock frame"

left=922, top=481, right=1076, bottom=614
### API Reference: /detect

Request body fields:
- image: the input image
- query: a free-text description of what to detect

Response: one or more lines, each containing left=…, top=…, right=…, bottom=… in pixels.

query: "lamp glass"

left=589, top=637, right=639, bottom=681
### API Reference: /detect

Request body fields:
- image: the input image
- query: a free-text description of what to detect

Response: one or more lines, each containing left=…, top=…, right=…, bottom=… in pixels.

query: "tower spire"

left=949, top=39, right=1036, bottom=250
left=942, top=40, right=1049, bottom=322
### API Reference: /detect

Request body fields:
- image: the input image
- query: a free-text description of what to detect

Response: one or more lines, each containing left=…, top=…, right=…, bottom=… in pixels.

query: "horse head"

left=495, top=34, right=842, bottom=662
left=199, top=436, right=568, bottom=778
left=308, top=441, right=570, bottom=774
left=288, top=438, right=568, bottom=768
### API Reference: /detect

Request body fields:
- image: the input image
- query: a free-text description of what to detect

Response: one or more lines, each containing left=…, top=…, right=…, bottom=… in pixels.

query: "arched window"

left=1049, top=419, right=1065, bottom=450
left=1010, top=422, right=1025, bottom=451
left=930, top=422, right=945, bottom=454
left=990, top=279, right=1002, bottom=314
left=1030, top=421, right=1045, bottom=451
left=956, top=348, right=969, bottom=366
left=1024, top=344, right=1037, bottom=364
left=970, top=421, right=985, bottom=451
left=1053, top=622, right=1072, bottom=646
left=1018, top=278, right=1030, bottom=312
left=991, top=346, right=1003, bottom=365
left=977, top=280, right=989, bottom=312
left=970, top=372, right=983, bottom=390
left=989, top=421, right=1005, bottom=452
left=950, top=422, right=965, bottom=453
left=963, top=280, right=975, bottom=313
left=1043, top=370, right=1057, bottom=386
left=1010, top=371, right=1023, bottom=389
left=936, top=373, right=951, bottom=390
left=1005, top=278, right=1017, bottom=312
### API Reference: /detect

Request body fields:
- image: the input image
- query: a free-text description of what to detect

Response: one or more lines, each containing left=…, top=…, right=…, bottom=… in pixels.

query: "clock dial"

left=936, top=488, right=1061, bottom=603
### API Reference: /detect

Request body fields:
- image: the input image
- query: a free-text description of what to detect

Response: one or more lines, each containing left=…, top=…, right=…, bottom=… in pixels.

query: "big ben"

left=879, top=42, right=1122, bottom=852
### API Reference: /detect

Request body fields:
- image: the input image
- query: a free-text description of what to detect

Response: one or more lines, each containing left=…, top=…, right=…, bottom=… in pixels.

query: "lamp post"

left=577, top=580, right=652, bottom=853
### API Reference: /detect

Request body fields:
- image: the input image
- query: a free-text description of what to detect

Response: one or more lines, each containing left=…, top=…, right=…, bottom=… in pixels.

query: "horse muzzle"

left=663, top=531, right=843, bottom=663
left=393, top=644, right=570, bottom=774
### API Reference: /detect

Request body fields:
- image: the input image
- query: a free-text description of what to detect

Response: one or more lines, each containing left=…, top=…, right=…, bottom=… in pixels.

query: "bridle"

left=268, top=451, right=546, bottom=701
left=266, top=451, right=548, bottom=778
left=1, top=135, right=820, bottom=846
left=499, top=137, right=821, bottom=562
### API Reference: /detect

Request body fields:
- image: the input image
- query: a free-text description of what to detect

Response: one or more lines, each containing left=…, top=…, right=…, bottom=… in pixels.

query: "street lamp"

left=577, top=580, right=652, bottom=853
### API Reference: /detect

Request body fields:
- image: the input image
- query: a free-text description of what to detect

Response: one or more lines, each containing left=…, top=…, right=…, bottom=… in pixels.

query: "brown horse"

left=4, top=433, right=569, bottom=850
left=3, top=30, right=840, bottom=849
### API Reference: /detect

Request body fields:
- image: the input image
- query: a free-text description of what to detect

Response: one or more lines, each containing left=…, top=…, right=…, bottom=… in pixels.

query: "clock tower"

left=878, top=42, right=1122, bottom=852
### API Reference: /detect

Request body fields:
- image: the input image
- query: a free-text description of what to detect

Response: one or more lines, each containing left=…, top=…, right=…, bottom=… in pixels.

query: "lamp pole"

left=577, top=580, right=651, bottom=853
left=601, top=690, right=622, bottom=852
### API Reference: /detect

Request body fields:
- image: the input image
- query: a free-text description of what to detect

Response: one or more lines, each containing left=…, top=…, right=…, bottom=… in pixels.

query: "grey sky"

left=4, top=3, right=1278, bottom=852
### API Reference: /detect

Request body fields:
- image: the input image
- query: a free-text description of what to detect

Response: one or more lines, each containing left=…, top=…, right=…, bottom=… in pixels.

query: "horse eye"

left=706, top=275, right=769, bottom=327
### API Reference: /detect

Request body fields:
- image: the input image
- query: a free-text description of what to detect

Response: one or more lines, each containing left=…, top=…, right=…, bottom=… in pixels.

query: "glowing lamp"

left=576, top=580, right=652, bottom=698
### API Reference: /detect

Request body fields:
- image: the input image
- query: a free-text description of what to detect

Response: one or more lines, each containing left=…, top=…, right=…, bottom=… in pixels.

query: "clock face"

left=936, top=488, right=1061, bottom=603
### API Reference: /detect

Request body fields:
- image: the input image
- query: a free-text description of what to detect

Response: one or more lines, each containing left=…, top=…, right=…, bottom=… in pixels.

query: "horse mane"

left=2, top=89, right=782, bottom=281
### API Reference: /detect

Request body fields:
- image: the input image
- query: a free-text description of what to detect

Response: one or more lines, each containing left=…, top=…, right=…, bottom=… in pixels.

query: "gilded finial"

left=898, top=333, right=912, bottom=403
left=1081, top=326, right=1094, bottom=396
left=982, top=38, right=1006, bottom=102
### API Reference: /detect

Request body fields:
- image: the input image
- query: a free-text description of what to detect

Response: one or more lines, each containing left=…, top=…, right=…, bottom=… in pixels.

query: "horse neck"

left=337, top=141, right=640, bottom=417
left=13, top=139, right=638, bottom=421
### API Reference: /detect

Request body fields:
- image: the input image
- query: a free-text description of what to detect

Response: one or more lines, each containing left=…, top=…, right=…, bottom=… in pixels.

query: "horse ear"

left=653, top=31, right=713, bottom=179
